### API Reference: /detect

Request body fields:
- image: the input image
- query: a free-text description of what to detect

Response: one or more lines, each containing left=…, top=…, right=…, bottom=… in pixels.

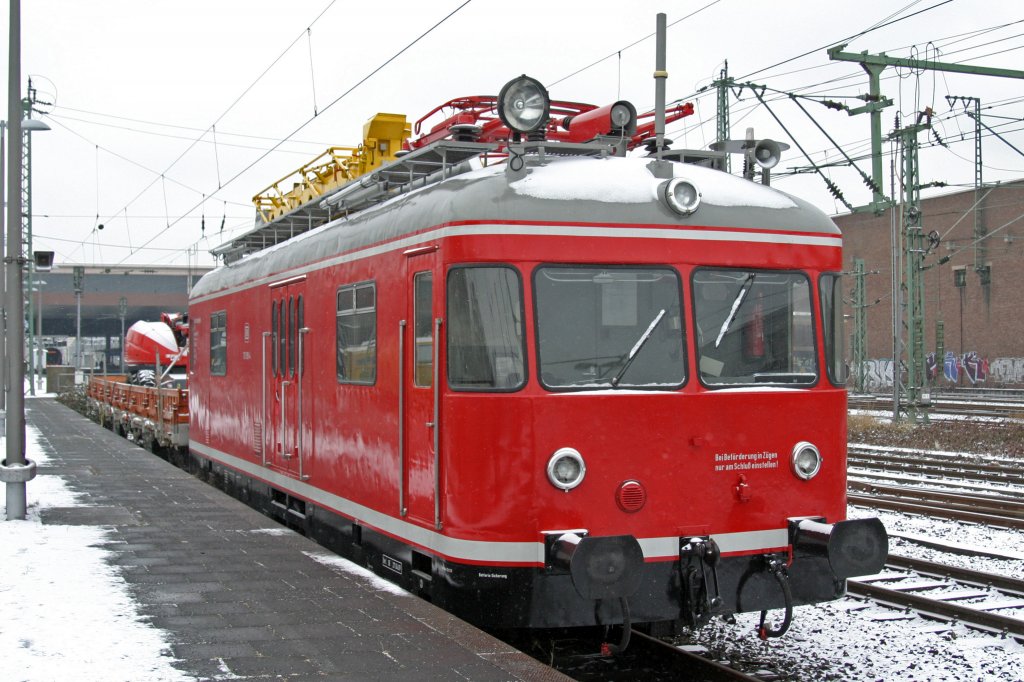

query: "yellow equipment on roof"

left=252, top=113, right=410, bottom=224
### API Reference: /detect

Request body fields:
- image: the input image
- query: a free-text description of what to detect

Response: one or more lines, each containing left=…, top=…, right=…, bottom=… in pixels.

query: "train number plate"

left=382, top=554, right=403, bottom=575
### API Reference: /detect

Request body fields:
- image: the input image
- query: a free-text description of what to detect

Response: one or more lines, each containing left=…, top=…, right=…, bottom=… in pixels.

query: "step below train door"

left=266, top=275, right=308, bottom=479
left=401, top=247, right=442, bottom=529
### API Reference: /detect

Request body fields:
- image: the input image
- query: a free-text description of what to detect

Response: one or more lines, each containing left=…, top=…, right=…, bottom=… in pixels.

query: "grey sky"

left=3, top=0, right=1021, bottom=267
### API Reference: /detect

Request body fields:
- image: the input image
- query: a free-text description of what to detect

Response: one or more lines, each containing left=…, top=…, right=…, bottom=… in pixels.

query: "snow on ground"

left=689, top=505, right=1024, bottom=680
left=0, top=424, right=193, bottom=682
left=689, top=505, right=1024, bottom=681
left=695, top=589, right=1024, bottom=681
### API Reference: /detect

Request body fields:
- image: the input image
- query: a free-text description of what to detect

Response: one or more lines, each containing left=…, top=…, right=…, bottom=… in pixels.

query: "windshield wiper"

left=714, top=273, right=755, bottom=348
left=611, top=309, right=666, bottom=388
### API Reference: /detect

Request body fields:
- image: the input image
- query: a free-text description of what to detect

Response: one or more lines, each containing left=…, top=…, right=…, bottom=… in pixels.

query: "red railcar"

left=187, top=77, right=885, bottom=637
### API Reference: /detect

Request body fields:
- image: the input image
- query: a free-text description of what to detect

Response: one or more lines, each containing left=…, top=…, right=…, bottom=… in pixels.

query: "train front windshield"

left=534, top=266, right=686, bottom=390
left=692, top=269, right=817, bottom=387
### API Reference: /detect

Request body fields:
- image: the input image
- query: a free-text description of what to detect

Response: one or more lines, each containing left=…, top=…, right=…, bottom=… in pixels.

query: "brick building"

left=835, top=180, right=1024, bottom=388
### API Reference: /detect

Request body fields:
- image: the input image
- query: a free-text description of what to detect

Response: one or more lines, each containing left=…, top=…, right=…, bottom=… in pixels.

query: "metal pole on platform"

left=2, top=0, right=36, bottom=521
left=0, top=119, right=6, bottom=413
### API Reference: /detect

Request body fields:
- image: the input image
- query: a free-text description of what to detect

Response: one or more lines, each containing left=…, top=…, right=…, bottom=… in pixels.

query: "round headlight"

left=791, top=441, right=822, bottom=480
left=498, top=75, right=550, bottom=134
left=661, top=178, right=701, bottom=216
left=547, top=448, right=586, bottom=491
left=609, top=102, right=637, bottom=132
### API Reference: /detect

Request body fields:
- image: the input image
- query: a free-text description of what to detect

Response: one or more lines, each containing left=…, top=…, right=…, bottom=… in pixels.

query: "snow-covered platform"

left=23, top=398, right=564, bottom=681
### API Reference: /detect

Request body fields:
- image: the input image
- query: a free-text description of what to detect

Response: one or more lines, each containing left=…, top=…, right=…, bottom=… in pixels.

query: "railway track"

left=847, top=442, right=1024, bottom=527
left=849, top=553, right=1024, bottom=641
left=848, top=488, right=1024, bottom=529
left=848, top=446, right=1024, bottom=486
left=848, top=393, right=1024, bottom=420
left=845, top=440, right=1024, bottom=641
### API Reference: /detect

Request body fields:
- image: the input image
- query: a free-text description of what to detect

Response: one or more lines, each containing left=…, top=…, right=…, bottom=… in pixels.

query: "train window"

left=336, top=282, right=376, bottom=384
left=413, top=273, right=433, bottom=387
left=278, top=298, right=287, bottom=378
left=534, top=266, right=686, bottom=390
left=297, top=295, right=304, bottom=377
left=692, top=269, right=817, bottom=387
left=819, top=274, right=847, bottom=387
left=288, top=296, right=295, bottom=377
left=210, top=310, right=227, bottom=376
left=447, top=266, right=526, bottom=391
left=271, top=301, right=278, bottom=376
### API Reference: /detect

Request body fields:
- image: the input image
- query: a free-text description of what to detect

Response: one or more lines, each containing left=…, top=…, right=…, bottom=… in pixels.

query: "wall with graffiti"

left=855, top=354, right=1024, bottom=391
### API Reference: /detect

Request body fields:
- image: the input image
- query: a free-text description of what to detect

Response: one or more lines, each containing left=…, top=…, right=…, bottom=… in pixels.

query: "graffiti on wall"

left=858, top=353, right=1024, bottom=391
left=927, top=351, right=990, bottom=384
left=990, top=357, right=1024, bottom=384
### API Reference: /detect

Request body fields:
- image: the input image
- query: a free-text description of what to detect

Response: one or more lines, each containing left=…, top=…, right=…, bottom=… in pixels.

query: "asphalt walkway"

left=28, top=398, right=566, bottom=681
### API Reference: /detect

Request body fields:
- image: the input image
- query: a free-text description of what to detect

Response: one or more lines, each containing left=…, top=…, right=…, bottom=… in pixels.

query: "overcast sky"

left=2, top=0, right=1022, bottom=268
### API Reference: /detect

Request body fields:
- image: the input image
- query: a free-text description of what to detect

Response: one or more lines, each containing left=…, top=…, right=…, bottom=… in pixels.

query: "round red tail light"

left=616, top=480, right=647, bottom=513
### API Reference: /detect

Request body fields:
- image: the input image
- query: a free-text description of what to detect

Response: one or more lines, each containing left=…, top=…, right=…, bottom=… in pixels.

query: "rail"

left=849, top=554, right=1024, bottom=641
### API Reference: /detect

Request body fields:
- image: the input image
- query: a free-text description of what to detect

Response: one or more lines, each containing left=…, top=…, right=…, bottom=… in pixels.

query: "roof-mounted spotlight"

left=498, top=75, right=550, bottom=138
left=561, top=101, right=637, bottom=142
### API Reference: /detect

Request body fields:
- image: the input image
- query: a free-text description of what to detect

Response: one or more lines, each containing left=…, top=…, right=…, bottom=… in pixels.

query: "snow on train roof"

left=504, top=155, right=798, bottom=210
left=243, top=154, right=803, bottom=265
left=195, top=152, right=825, bottom=299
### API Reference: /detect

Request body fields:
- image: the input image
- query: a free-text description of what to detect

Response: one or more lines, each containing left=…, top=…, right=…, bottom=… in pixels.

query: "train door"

left=402, top=254, right=442, bottom=529
left=266, top=277, right=310, bottom=479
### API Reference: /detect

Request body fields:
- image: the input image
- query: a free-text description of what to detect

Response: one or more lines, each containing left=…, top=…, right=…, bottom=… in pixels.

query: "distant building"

left=836, top=180, right=1024, bottom=388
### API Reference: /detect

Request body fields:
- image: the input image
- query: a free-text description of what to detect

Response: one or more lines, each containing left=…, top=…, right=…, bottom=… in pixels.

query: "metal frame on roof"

left=211, top=140, right=498, bottom=264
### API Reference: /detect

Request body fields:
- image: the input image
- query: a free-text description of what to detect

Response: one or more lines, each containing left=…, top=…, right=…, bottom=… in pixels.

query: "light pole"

left=1, top=119, right=6, bottom=413
left=2, top=0, right=37, bottom=521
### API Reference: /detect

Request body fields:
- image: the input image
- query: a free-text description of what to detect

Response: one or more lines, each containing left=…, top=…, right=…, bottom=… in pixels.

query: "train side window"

left=447, top=266, right=526, bottom=391
left=271, top=301, right=278, bottom=376
left=692, top=268, right=817, bottom=387
left=278, top=298, right=287, bottom=377
left=210, top=310, right=227, bottom=376
left=288, top=296, right=295, bottom=377
left=819, top=273, right=847, bottom=387
left=413, top=272, right=433, bottom=387
left=297, top=295, right=304, bottom=376
left=336, top=282, right=376, bottom=384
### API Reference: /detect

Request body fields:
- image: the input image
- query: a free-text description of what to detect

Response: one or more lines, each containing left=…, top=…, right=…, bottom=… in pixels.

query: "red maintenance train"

left=103, top=73, right=887, bottom=642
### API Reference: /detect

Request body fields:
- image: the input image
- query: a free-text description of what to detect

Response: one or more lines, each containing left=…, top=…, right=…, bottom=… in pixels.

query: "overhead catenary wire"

left=120, top=0, right=475, bottom=265
left=34, top=4, right=1024, bottom=267
left=547, top=0, right=723, bottom=89
left=81, top=0, right=341, bottom=245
